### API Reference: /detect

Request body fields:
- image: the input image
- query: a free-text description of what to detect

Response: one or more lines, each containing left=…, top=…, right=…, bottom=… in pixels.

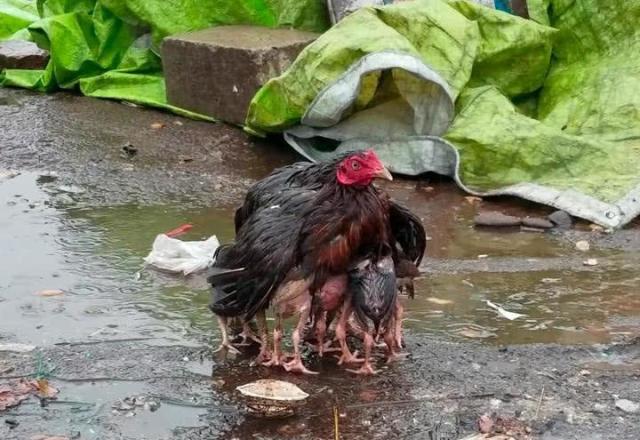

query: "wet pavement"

left=1, top=88, right=640, bottom=439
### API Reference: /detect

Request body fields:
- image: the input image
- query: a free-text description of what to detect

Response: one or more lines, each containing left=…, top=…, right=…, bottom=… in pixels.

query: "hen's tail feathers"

left=208, top=267, right=247, bottom=317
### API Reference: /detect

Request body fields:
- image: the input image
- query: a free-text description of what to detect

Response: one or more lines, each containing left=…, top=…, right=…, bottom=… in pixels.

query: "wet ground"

left=1, top=88, right=639, bottom=439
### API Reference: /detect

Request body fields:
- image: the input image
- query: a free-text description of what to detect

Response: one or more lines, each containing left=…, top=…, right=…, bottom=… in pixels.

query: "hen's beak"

left=374, top=166, right=393, bottom=181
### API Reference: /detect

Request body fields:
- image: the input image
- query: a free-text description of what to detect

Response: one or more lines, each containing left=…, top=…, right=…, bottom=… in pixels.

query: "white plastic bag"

left=143, top=234, right=219, bottom=275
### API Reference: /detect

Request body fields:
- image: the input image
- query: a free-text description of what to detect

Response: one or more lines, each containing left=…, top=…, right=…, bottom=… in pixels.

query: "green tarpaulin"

left=2, top=0, right=640, bottom=228
left=247, top=0, right=640, bottom=229
left=0, top=0, right=328, bottom=115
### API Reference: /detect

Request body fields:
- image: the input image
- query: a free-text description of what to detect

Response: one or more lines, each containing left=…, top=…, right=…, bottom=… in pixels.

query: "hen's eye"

left=351, top=161, right=361, bottom=170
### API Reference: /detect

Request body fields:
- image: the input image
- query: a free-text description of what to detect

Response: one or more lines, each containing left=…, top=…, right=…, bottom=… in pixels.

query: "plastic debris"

left=164, top=223, right=193, bottom=238
left=575, top=240, right=590, bottom=252
left=426, top=297, right=453, bottom=305
left=583, top=258, right=598, bottom=266
left=143, top=234, right=219, bottom=275
left=236, top=379, right=309, bottom=417
left=486, top=300, right=525, bottom=320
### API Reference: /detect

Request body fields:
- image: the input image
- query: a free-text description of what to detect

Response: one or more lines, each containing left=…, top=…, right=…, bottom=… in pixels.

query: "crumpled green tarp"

left=247, top=0, right=640, bottom=229
left=0, top=0, right=328, bottom=115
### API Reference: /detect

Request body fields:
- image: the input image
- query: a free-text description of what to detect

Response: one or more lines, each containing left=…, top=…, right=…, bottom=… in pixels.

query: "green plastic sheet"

left=247, top=0, right=640, bottom=228
left=0, top=0, right=328, bottom=113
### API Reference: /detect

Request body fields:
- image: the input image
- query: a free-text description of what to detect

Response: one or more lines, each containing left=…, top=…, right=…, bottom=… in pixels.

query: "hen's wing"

left=209, top=188, right=316, bottom=319
left=389, top=201, right=426, bottom=266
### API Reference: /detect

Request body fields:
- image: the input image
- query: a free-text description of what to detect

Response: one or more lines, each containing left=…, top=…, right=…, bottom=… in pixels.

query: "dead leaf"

left=426, top=297, right=453, bottom=305
left=33, top=379, right=59, bottom=399
left=0, top=381, right=32, bottom=411
left=150, top=122, right=165, bottom=129
left=478, top=414, right=493, bottom=433
left=36, top=289, right=63, bottom=297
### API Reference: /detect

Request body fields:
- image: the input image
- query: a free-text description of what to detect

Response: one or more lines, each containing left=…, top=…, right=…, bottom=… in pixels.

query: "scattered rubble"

left=521, top=217, right=553, bottom=229
left=112, top=395, right=162, bottom=416
left=548, top=210, right=573, bottom=229
left=474, top=211, right=521, bottom=227
left=615, top=399, right=639, bottom=413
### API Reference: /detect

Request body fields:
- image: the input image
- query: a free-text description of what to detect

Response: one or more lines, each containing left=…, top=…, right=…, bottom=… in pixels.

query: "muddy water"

left=3, top=169, right=640, bottom=439
left=3, top=171, right=640, bottom=351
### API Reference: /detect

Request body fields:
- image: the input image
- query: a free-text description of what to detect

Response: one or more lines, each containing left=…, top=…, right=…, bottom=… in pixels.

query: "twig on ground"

left=535, top=386, right=545, bottom=419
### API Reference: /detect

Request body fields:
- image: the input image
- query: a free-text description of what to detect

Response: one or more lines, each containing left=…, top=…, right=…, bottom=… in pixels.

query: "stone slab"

left=0, top=40, right=49, bottom=70
left=162, top=26, right=319, bottom=125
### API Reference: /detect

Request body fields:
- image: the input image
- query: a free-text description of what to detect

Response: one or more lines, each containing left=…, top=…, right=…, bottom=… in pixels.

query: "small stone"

left=593, top=403, right=607, bottom=413
left=575, top=240, right=590, bottom=252
left=522, top=217, right=554, bottom=229
left=548, top=210, right=573, bottom=229
left=144, top=400, right=161, bottom=412
left=478, top=414, right=493, bottom=433
left=0, top=40, right=49, bottom=70
left=474, top=211, right=521, bottom=227
left=615, top=399, right=639, bottom=413
left=583, top=258, right=598, bottom=266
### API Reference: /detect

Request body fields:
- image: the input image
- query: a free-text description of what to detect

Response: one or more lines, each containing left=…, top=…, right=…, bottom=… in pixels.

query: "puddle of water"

left=11, top=380, right=209, bottom=440
left=2, top=171, right=640, bottom=350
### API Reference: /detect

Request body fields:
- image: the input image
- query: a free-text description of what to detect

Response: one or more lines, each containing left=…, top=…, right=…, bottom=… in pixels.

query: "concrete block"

left=162, top=26, right=319, bottom=125
left=0, top=40, right=49, bottom=70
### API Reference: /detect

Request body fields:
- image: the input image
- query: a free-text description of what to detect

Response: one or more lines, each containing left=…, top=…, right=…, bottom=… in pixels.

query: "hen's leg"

left=335, top=299, right=364, bottom=365
left=213, top=315, right=240, bottom=354
left=254, top=310, right=271, bottom=364
left=237, top=321, right=262, bottom=346
left=384, top=321, right=408, bottom=363
left=284, top=297, right=318, bottom=374
left=394, top=301, right=404, bottom=349
left=315, top=311, right=327, bottom=357
left=348, top=332, right=378, bottom=375
left=262, top=314, right=284, bottom=367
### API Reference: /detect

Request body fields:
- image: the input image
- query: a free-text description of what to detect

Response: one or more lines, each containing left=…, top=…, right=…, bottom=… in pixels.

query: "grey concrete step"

left=162, top=25, right=319, bottom=125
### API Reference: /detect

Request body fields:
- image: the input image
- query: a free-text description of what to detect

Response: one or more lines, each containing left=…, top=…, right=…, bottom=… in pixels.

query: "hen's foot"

left=213, top=342, right=241, bottom=355
left=283, top=358, right=318, bottom=375
left=386, top=351, right=409, bottom=364
left=335, top=350, right=365, bottom=365
left=347, top=362, right=378, bottom=375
